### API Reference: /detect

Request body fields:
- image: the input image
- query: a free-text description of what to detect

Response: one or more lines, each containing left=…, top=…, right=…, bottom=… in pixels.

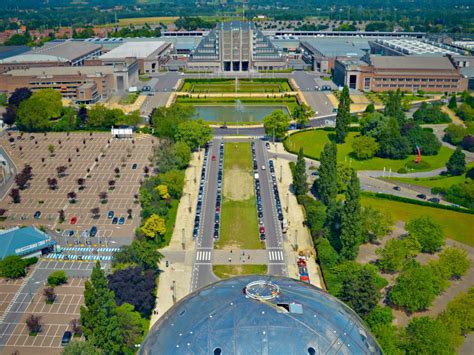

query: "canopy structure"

left=111, top=127, right=133, bottom=139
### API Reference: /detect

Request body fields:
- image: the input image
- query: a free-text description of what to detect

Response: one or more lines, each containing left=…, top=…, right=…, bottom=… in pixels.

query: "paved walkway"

left=423, top=123, right=474, bottom=162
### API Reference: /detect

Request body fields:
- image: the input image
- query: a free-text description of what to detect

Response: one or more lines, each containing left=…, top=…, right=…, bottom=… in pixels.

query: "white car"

left=261, top=165, right=266, bottom=170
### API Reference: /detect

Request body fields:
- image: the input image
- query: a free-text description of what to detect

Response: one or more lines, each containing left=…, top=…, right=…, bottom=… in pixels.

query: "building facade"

left=188, top=21, right=286, bottom=72
left=334, top=55, right=468, bottom=93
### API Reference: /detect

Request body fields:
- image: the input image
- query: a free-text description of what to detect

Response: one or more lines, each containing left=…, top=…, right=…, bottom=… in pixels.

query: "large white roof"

left=99, top=41, right=167, bottom=60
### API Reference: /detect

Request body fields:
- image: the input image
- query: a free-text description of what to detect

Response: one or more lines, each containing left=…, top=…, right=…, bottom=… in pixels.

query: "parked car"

left=259, top=226, right=265, bottom=234
left=70, top=216, right=77, bottom=225
left=131, top=163, right=138, bottom=170
left=33, top=211, right=41, bottom=219
left=119, top=216, right=125, bottom=225
left=112, top=217, right=118, bottom=224
left=89, top=226, right=97, bottom=237
left=107, top=210, right=114, bottom=219
left=61, top=331, right=72, bottom=346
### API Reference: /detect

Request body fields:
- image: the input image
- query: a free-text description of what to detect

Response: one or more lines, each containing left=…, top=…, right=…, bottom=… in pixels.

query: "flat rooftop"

left=374, top=38, right=463, bottom=56
left=99, top=41, right=167, bottom=60
left=302, top=37, right=370, bottom=58
left=0, top=41, right=102, bottom=63
left=3, top=65, right=114, bottom=77
left=370, top=55, right=456, bottom=70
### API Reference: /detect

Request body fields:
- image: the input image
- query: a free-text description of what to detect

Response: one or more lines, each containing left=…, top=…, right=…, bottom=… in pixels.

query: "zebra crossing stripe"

left=197, top=251, right=211, bottom=261
left=269, top=250, right=284, bottom=261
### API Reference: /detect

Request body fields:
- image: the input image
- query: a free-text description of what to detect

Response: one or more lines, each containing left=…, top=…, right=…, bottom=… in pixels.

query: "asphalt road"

left=190, top=139, right=220, bottom=291
left=253, top=139, right=287, bottom=275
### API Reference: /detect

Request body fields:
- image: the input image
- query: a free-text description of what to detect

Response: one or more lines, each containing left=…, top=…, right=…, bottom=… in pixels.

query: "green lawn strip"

left=119, top=93, right=139, bottom=105
left=285, top=129, right=453, bottom=172
left=216, top=142, right=262, bottom=249
left=361, top=195, right=474, bottom=246
left=180, top=79, right=291, bottom=93
left=158, top=199, right=179, bottom=248
left=213, top=264, right=268, bottom=279
left=384, top=162, right=474, bottom=189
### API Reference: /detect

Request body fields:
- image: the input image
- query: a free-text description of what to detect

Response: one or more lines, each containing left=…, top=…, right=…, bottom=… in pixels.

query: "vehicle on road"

left=70, top=216, right=77, bottom=225
left=89, top=226, right=97, bottom=237
left=416, top=194, right=427, bottom=200
left=393, top=186, right=401, bottom=191
left=428, top=197, right=440, bottom=204
left=212, top=155, right=216, bottom=161
left=33, top=211, right=41, bottom=219
left=261, top=165, right=266, bottom=170
left=61, top=331, right=72, bottom=346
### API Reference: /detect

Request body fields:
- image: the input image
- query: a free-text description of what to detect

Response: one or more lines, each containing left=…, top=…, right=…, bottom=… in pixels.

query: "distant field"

left=213, top=265, right=268, bottom=279
left=361, top=195, right=474, bottom=247
left=180, top=79, right=292, bottom=93
left=285, top=129, right=453, bottom=172
left=117, top=16, right=179, bottom=26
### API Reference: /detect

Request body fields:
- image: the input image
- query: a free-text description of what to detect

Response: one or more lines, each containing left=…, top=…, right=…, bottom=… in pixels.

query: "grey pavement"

left=254, top=139, right=287, bottom=275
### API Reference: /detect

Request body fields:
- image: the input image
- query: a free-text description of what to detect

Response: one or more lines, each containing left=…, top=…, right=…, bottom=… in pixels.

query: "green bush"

left=0, top=255, right=29, bottom=279
left=365, top=306, right=394, bottom=329
left=47, top=270, right=68, bottom=286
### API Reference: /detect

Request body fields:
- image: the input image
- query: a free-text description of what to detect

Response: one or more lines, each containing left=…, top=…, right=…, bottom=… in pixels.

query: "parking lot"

left=0, top=132, right=155, bottom=244
left=1, top=277, right=86, bottom=354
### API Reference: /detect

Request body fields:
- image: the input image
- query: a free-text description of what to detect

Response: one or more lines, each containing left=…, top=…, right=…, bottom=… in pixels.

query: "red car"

left=70, top=216, right=78, bottom=225
left=211, top=155, right=216, bottom=161
left=259, top=226, right=265, bottom=234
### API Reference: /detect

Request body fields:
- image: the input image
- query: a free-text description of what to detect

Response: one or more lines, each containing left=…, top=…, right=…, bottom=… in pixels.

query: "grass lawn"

left=176, top=96, right=300, bottom=118
left=180, top=79, right=291, bottom=93
left=361, top=195, right=474, bottom=247
left=285, top=129, right=453, bottom=172
left=158, top=199, right=179, bottom=248
left=213, top=265, right=268, bottom=279
left=216, top=143, right=262, bottom=249
left=119, top=93, right=139, bottom=105
left=385, top=163, right=474, bottom=189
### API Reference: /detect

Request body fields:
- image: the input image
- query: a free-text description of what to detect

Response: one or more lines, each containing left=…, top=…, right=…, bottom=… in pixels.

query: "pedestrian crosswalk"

left=268, top=250, right=284, bottom=262
left=62, top=247, right=120, bottom=253
left=47, top=253, right=113, bottom=261
left=196, top=250, right=212, bottom=262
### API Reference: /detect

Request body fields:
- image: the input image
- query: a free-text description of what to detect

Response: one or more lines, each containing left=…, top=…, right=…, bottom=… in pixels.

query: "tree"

left=156, top=184, right=170, bottom=200
left=48, top=144, right=55, bottom=155
left=15, top=172, right=29, bottom=190
left=9, top=188, right=20, bottom=203
left=365, top=103, right=375, bottom=113
left=151, top=104, right=194, bottom=139
left=8, top=87, right=32, bottom=107
left=377, top=117, right=411, bottom=159
left=0, top=255, right=27, bottom=278
left=127, top=208, right=133, bottom=219
left=402, top=122, right=441, bottom=156
left=112, top=239, right=162, bottom=273
left=437, top=247, right=471, bottom=280
left=361, top=206, right=393, bottom=243
left=370, top=323, right=403, bottom=355
left=140, top=214, right=166, bottom=239
left=48, top=270, right=68, bottom=286
left=340, top=267, right=380, bottom=317
left=438, top=287, right=474, bottom=336
left=70, top=318, right=82, bottom=337
left=152, top=140, right=191, bottom=173
left=99, top=191, right=108, bottom=203
left=446, top=147, right=466, bottom=176
left=63, top=340, right=101, bottom=355
left=16, top=89, right=63, bottom=132
left=376, top=236, right=421, bottom=272
left=174, top=119, right=212, bottom=150
left=384, top=89, right=405, bottom=125
left=108, top=180, right=116, bottom=190
left=336, top=163, right=353, bottom=193
left=108, top=267, right=156, bottom=318
left=351, top=135, right=379, bottom=159
left=57, top=165, right=67, bottom=177
left=402, top=317, right=459, bottom=355
left=116, top=303, right=147, bottom=351
left=448, top=94, right=457, bottom=110
left=77, top=106, right=88, bottom=126
left=43, top=287, right=56, bottom=303
left=262, top=109, right=290, bottom=141
left=2, top=105, right=17, bottom=126
left=80, top=262, right=123, bottom=353
left=339, top=171, right=362, bottom=260
left=444, top=123, right=469, bottom=146
left=389, top=264, right=439, bottom=312
left=335, top=86, right=351, bottom=143
left=293, top=104, right=313, bottom=128
left=314, top=142, right=337, bottom=206
left=25, top=315, right=42, bottom=335
left=158, top=169, right=185, bottom=199
left=67, top=191, right=77, bottom=203
left=293, top=148, right=307, bottom=196
left=413, top=102, right=450, bottom=124
left=406, top=216, right=445, bottom=253
left=47, top=177, right=58, bottom=190
left=365, top=306, right=393, bottom=329
left=91, top=207, right=100, bottom=219
left=58, top=209, right=65, bottom=223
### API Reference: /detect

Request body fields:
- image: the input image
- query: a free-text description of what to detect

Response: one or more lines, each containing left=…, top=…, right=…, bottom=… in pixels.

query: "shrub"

left=47, top=270, right=68, bottom=286
left=0, top=255, right=28, bottom=278
left=406, top=216, right=445, bottom=253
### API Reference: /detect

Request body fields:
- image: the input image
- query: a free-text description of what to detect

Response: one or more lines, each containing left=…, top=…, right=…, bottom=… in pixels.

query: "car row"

left=251, top=142, right=266, bottom=242
left=213, top=142, right=225, bottom=240
left=193, top=144, right=210, bottom=239
left=394, top=186, right=441, bottom=204
left=268, top=159, right=284, bottom=223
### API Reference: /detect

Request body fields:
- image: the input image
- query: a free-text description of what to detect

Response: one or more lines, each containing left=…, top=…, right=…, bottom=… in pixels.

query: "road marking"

left=196, top=250, right=212, bottom=261
left=268, top=250, right=284, bottom=261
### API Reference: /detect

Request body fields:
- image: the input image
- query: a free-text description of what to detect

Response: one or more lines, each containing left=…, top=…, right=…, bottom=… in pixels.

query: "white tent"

left=111, top=127, right=133, bottom=139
